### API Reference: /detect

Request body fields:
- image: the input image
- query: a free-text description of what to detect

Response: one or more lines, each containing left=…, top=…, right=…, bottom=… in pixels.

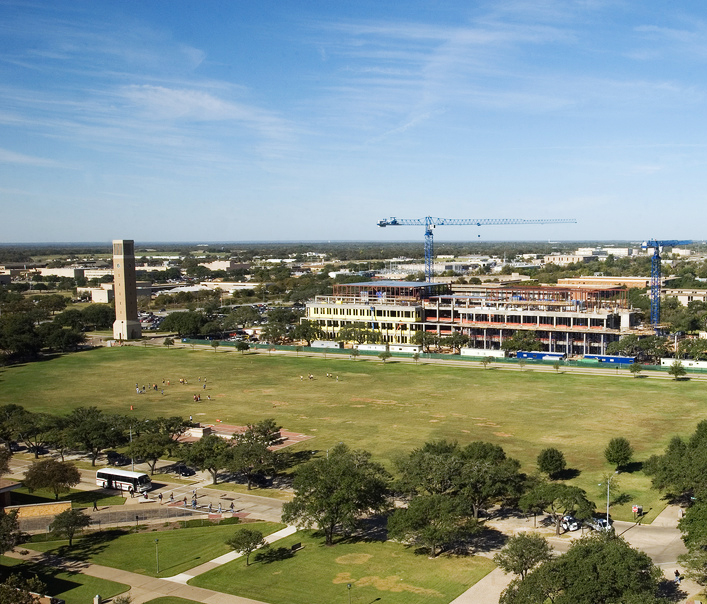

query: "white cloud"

left=0, top=147, right=65, bottom=168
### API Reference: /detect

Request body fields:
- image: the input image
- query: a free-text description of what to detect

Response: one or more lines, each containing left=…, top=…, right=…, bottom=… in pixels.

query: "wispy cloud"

left=0, top=147, right=65, bottom=168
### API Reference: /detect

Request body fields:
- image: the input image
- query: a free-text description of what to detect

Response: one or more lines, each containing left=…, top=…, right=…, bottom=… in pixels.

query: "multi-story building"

left=305, top=281, right=646, bottom=356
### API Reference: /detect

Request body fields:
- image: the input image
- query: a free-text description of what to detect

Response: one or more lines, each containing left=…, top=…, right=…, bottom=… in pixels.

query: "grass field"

left=190, top=529, right=496, bottom=604
left=0, top=555, right=129, bottom=604
left=3, top=346, right=706, bottom=521
left=28, top=521, right=285, bottom=577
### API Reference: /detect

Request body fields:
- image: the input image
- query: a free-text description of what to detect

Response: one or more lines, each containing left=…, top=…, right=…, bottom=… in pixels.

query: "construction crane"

left=378, top=216, right=577, bottom=282
left=641, top=239, right=693, bottom=329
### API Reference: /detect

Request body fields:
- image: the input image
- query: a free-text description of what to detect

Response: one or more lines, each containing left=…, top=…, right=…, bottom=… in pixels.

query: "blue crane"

left=378, top=216, right=577, bottom=282
left=641, top=239, right=693, bottom=329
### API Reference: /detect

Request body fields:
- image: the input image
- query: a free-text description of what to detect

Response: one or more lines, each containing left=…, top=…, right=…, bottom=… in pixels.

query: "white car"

left=586, top=517, right=612, bottom=532
left=561, top=515, right=581, bottom=531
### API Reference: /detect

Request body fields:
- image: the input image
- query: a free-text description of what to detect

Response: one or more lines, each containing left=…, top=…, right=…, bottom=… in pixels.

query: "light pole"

left=347, top=583, right=352, bottom=604
left=601, top=471, right=619, bottom=526
left=155, top=538, right=159, bottom=574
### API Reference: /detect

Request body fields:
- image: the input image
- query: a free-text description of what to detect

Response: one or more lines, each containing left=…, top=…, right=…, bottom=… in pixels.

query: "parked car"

left=586, top=517, right=613, bottom=532
left=174, top=464, right=196, bottom=477
left=561, top=515, right=581, bottom=532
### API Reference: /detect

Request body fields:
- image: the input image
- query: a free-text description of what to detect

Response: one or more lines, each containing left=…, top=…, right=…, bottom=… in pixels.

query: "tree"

left=411, top=352, right=419, bottom=364
left=459, top=441, right=524, bottom=519
left=527, top=482, right=594, bottom=536
left=13, top=410, right=57, bottom=458
left=130, top=432, right=172, bottom=475
left=388, top=493, right=476, bottom=558
left=629, top=362, right=643, bottom=378
left=183, top=434, right=229, bottom=484
left=0, top=574, right=46, bottom=604
left=501, top=534, right=662, bottom=604
left=163, top=337, right=174, bottom=349
left=604, top=437, right=633, bottom=470
left=225, top=528, right=266, bottom=566
left=282, top=443, right=389, bottom=546
left=292, top=320, right=324, bottom=346
left=0, top=509, right=27, bottom=556
left=481, top=356, right=493, bottom=370
left=552, top=361, right=561, bottom=373
left=351, top=348, right=360, bottom=361
left=49, top=508, right=91, bottom=547
left=411, top=330, right=437, bottom=353
left=669, top=360, right=687, bottom=380
left=378, top=351, right=391, bottom=363
left=338, top=323, right=381, bottom=345
left=501, top=330, right=542, bottom=353
left=210, top=340, right=220, bottom=352
left=537, top=447, right=566, bottom=479
left=235, top=340, right=250, bottom=354
left=226, top=420, right=281, bottom=489
left=81, top=303, right=115, bottom=330
left=494, top=532, right=553, bottom=579
left=23, top=459, right=80, bottom=500
left=442, top=332, right=468, bottom=354
left=67, top=407, right=126, bottom=466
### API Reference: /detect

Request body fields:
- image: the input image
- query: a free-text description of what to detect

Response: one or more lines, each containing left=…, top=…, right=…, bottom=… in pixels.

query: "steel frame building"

left=305, top=281, right=644, bottom=356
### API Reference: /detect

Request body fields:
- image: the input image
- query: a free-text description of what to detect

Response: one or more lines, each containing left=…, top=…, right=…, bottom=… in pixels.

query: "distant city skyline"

left=2, top=1, right=707, bottom=243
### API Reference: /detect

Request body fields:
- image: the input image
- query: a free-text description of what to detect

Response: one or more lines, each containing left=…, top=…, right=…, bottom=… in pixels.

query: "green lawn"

left=0, top=555, right=129, bottom=604
left=28, top=521, right=285, bottom=577
left=11, top=485, right=126, bottom=508
left=190, top=530, right=496, bottom=604
left=2, top=347, right=706, bottom=521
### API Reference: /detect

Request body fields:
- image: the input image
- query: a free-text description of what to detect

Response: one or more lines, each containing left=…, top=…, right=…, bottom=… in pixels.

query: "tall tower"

left=112, top=239, right=142, bottom=340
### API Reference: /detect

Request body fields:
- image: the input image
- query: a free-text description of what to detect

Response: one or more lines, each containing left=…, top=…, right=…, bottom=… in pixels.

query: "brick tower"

left=112, top=239, right=142, bottom=340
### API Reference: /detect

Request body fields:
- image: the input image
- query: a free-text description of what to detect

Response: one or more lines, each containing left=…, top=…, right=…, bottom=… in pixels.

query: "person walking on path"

left=93, top=498, right=98, bottom=511
left=169, top=492, right=174, bottom=503
left=158, top=493, right=163, bottom=504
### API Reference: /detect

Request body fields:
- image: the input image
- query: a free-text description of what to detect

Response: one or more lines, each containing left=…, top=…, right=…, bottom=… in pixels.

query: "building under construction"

left=305, top=281, right=646, bottom=356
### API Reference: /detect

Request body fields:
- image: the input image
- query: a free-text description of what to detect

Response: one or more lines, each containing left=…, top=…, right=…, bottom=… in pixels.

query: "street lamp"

left=155, top=538, right=159, bottom=574
left=600, top=471, right=619, bottom=526
left=347, top=583, right=352, bottom=604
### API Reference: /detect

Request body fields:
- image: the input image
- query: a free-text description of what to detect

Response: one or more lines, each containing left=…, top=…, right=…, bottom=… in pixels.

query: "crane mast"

left=641, top=239, right=693, bottom=330
left=378, top=216, right=577, bottom=282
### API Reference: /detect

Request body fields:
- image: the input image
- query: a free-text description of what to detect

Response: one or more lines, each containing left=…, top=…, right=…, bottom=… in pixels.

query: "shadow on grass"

left=612, top=492, right=634, bottom=506
left=12, top=489, right=119, bottom=508
left=43, top=528, right=128, bottom=564
left=553, top=467, right=581, bottom=480
left=621, top=461, right=643, bottom=474
left=253, top=546, right=296, bottom=564
left=0, top=559, right=85, bottom=593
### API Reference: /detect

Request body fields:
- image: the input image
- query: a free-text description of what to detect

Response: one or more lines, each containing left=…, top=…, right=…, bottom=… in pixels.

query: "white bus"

left=96, top=469, right=152, bottom=493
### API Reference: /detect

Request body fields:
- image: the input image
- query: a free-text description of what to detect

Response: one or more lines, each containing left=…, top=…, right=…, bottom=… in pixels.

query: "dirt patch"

left=476, top=422, right=499, bottom=427
left=333, top=572, right=442, bottom=596
left=429, top=420, right=439, bottom=423
left=350, top=397, right=399, bottom=405
left=493, top=432, right=513, bottom=437
left=335, top=553, right=372, bottom=565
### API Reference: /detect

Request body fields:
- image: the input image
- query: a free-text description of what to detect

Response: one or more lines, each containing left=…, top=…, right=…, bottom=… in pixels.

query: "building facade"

left=305, top=281, right=644, bottom=356
left=112, top=239, right=142, bottom=340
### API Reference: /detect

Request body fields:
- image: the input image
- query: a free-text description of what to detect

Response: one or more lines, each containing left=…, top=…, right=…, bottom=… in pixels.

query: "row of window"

left=311, top=307, right=416, bottom=319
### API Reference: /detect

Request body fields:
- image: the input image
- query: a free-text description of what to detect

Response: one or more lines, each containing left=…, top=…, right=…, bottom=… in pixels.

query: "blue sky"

left=2, top=0, right=707, bottom=243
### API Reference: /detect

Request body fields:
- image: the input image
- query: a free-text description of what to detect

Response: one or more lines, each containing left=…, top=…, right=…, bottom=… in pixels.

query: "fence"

left=178, top=339, right=707, bottom=375
left=19, top=504, right=206, bottom=535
